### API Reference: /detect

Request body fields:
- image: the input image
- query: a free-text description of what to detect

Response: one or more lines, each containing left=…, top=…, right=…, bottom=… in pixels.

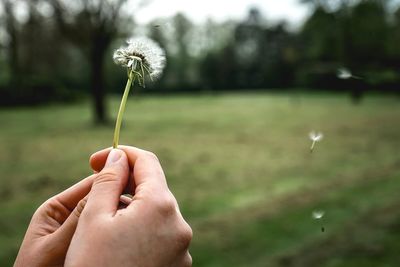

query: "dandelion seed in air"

left=337, top=67, right=361, bottom=80
left=312, top=210, right=326, bottom=232
left=112, top=37, right=166, bottom=148
left=309, top=131, right=323, bottom=153
left=312, top=210, right=325, bottom=220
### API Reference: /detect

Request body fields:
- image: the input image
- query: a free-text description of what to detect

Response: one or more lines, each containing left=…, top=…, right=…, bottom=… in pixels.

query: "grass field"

left=1, top=92, right=400, bottom=266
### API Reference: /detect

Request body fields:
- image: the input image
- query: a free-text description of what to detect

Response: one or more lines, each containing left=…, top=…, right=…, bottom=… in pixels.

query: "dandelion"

left=309, top=131, right=323, bottom=153
left=312, top=210, right=325, bottom=220
left=112, top=37, right=166, bottom=148
left=337, top=67, right=361, bottom=80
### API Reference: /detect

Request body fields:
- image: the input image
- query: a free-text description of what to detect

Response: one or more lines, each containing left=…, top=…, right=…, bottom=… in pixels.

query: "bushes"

left=0, top=77, right=79, bottom=107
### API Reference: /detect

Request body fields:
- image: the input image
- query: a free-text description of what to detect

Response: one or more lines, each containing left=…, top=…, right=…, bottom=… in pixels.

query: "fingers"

left=119, top=194, right=133, bottom=205
left=55, top=195, right=88, bottom=242
left=84, top=149, right=130, bottom=216
left=119, top=145, right=168, bottom=189
left=35, top=176, right=94, bottom=251
left=89, top=147, right=112, bottom=172
left=51, top=174, right=95, bottom=213
left=90, top=146, right=168, bottom=190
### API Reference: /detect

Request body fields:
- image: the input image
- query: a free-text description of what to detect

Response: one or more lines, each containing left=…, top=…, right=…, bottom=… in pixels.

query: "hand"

left=65, top=147, right=193, bottom=267
left=14, top=175, right=94, bottom=267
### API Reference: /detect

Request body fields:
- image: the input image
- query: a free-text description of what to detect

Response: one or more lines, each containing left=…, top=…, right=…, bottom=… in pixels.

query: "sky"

left=135, top=0, right=310, bottom=26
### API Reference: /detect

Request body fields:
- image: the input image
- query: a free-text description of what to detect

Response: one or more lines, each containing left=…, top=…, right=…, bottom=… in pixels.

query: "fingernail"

left=105, top=149, right=123, bottom=166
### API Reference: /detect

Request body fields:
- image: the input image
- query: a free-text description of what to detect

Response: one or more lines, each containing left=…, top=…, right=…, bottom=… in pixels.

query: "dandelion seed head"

left=312, top=210, right=325, bottom=220
left=113, top=36, right=166, bottom=81
left=309, top=131, right=323, bottom=142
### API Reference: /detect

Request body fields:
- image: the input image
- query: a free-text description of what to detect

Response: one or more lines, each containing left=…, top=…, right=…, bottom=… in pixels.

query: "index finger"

left=89, top=147, right=112, bottom=172
left=119, top=146, right=168, bottom=189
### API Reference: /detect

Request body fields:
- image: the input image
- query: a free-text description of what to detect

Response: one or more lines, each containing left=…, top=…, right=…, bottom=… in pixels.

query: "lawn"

left=1, top=92, right=400, bottom=266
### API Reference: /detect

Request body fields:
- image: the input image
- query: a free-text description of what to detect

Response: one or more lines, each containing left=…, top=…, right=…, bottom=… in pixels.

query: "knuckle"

left=176, top=223, right=193, bottom=249
left=152, top=193, right=176, bottom=216
left=183, top=252, right=193, bottom=267
left=43, top=197, right=58, bottom=209
left=40, top=198, right=59, bottom=213
left=144, top=151, right=159, bottom=162
left=34, top=197, right=69, bottom=223
left=34, top=199, right=52, bottom=217
left=94, top=170, right=119, bottom=185
left=38, top=198, right=52, bottom=211
left=72, top=197, right=88, bottom=218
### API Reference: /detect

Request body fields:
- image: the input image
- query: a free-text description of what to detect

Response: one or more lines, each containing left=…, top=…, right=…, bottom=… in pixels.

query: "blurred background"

left=1, top=0, right=400, bottom=266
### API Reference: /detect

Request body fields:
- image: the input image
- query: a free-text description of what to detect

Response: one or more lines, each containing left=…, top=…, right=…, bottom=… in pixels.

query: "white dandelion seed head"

left=113, top=36, right=166, bottom=80
left=337, top=67, right=352, bottom=80
left=309, top=131, right=323, bottom=142
left=312, top=210, right=325, bottom=220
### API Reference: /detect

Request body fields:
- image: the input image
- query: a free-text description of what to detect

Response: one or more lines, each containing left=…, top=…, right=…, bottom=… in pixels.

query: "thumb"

left=84, top=149, right=129, bottom=216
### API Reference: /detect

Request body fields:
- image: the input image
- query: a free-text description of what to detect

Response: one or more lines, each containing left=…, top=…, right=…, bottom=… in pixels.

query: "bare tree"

left=48, top=0, right=136, bottom=124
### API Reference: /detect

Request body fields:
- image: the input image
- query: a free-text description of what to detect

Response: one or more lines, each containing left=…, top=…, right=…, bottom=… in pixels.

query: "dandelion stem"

left=310, top=141, right=315, bottom=153
left=113, top=70, right=135, bottom=148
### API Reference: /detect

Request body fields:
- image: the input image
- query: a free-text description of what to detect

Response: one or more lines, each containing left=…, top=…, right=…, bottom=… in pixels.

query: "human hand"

left=65, top=147, right=192, bottom=267
left=14, top=175, right=94, bottom=267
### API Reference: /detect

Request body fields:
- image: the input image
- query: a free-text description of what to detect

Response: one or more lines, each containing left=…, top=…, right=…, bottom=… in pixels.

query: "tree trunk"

left=90, top=39, right=108, bottom=124
left=4, top=0, right=19, bottom=84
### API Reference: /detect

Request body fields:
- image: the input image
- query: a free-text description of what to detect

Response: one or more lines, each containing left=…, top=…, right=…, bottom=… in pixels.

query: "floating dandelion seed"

left=337, top=68, right=352, bottom=79
left=312, top=210, right=326, bottom=232
left=312, top=210, right=325, bottom=220
left=309, top=131, right=323, bottom=153
left=337, top=67, right=361, bottom=80
left=112, top=37, right=166, bottom=148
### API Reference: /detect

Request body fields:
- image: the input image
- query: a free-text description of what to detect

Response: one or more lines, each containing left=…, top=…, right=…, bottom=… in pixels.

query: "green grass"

left=1, top=92, right=400, bottom=266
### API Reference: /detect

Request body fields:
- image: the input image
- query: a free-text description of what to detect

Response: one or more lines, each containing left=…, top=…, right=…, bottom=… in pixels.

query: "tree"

left=47, top=0, right=136, bottom=124
left=198, top=19, right=237, bottom=90
left=171, top=13, right=193, bottom=89
left=300, top=0, right=344, bottom=11
left=0, top=0, right=20, bottom=84
left=146, top=18, right=169, bottom=91
left=233, top=7, right=266, bottom=88
left=391, top=7, right=400, bottom=64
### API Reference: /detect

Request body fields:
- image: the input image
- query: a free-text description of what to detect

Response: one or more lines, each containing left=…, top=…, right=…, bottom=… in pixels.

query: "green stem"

left=310, top=141, right=316, bottom=153
left=113, top=70, right=135, bottom=148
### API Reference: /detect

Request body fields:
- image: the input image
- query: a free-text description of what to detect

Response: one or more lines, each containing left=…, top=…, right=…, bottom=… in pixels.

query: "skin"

left=15, top=146, right=192, bottom=267
left=14, top=176, right=94, bottom=267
